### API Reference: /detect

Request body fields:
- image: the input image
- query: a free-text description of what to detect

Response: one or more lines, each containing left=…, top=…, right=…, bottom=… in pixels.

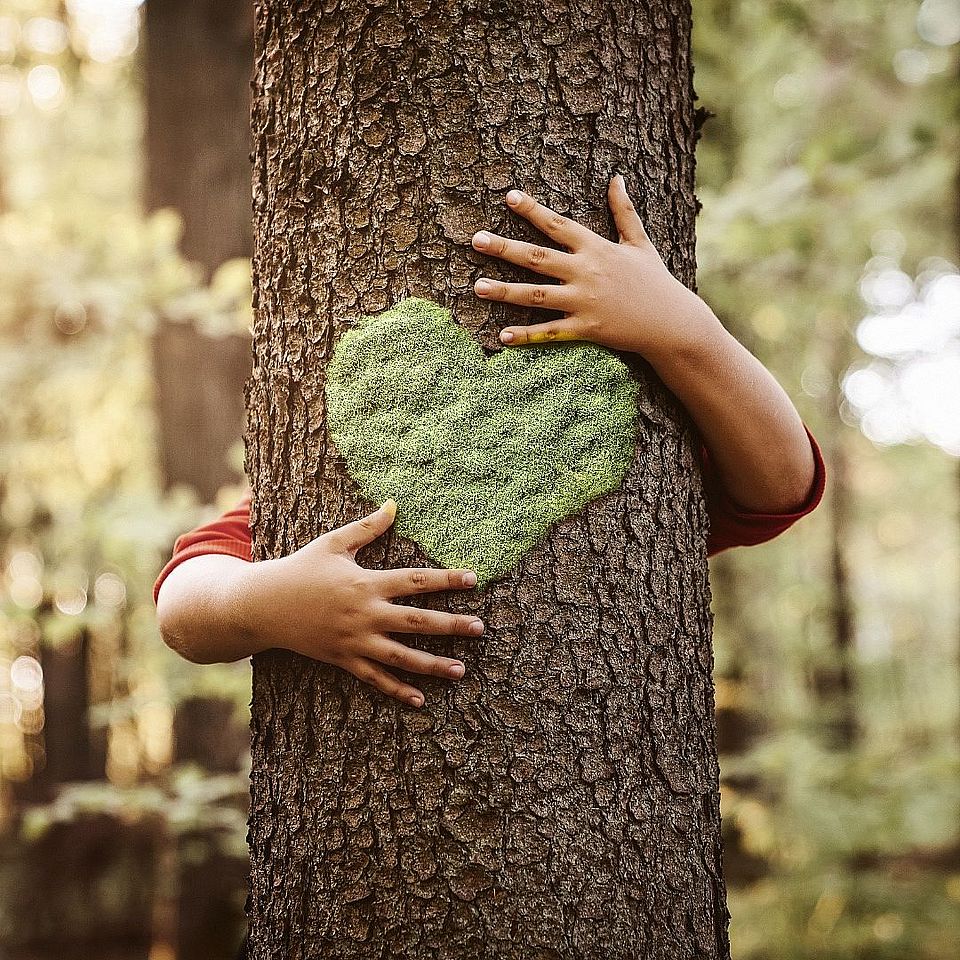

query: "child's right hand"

left=234, top=499, right=482, bottom=708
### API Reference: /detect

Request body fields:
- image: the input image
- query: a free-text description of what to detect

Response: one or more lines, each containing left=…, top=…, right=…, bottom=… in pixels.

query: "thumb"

left=608, top=174, right=653, bottom=248
left=329, top=499, right=397, bottom=554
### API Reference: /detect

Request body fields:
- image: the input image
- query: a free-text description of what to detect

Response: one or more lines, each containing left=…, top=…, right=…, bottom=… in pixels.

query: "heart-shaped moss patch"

left=325, top=297, right=640, bottom=587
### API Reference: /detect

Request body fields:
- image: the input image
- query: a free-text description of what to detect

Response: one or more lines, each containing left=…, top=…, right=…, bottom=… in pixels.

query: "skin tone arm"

left=156, top=500, right=482, bottom=709
left=470, top=175, right=816, bottom=514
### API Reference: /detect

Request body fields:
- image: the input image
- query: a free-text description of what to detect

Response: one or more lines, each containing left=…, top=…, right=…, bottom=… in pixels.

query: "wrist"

left=643, top=293, right=730, bottom=383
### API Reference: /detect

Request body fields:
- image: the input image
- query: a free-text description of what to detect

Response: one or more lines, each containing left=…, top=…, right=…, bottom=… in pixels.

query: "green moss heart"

left=325, top=297, right=639, bottom=587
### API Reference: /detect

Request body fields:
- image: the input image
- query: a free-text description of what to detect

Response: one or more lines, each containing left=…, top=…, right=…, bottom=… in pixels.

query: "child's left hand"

left=470, top=175, right=720, bottom=366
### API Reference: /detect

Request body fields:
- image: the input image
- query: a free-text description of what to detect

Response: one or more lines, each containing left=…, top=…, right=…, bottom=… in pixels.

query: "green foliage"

left=325, top=297, right=640, bottom=586
left=695, top=0, right=960, bottom=956
left=0, top=0, right=253, bottom=798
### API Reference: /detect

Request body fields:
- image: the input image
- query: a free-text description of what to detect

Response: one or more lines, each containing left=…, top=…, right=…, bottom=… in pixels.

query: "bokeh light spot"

left=26, top=64, right=64, bottom=110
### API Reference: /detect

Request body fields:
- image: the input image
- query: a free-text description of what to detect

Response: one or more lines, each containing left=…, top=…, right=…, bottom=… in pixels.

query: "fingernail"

left=616, top=174, right=625, bottom=187
left=381, top=498, right=397, bottom=516
left=462, top=570, right=477, bottom=588
left=475, top=279, right=492, bottom=295
left=469, top=619, right=484, bottom=636
left=500, top=330, right=514, bottom=344
left=409, top=694, right=423, bottom=708
left=506, top=190, right=523, bottom=205
left=448, top=663, right=465, bottom=678
left=473, top=231, right=491, bottom=249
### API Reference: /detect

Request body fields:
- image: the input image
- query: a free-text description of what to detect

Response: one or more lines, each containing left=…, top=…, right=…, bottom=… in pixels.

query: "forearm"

left=155, top=554, right=267, bottom=664
left=646, top=301, right=816, bottom=513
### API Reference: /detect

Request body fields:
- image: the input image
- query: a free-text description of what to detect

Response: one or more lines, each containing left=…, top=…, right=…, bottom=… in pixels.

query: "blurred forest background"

left=0, top=0, right=958, bottom=958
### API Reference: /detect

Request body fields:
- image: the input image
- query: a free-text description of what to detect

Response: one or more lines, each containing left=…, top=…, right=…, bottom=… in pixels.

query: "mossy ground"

left=325, top=297, right=640, bottom=587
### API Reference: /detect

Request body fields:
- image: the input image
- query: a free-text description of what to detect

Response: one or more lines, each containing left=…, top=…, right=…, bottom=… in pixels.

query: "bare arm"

left=470, top=177, right=816, bottom=514
left=156, top=501, right=482, bottom=708
left=156, top=553, right=263, bottom=664
left=642, top=304, right=814, bottom=513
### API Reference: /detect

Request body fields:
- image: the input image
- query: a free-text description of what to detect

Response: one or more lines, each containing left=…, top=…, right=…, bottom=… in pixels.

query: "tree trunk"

left=145, top=14, right=256, bottom=956
left=144, top=0, right=254, bottom=274
left=815, top=324, right=857, bottom=748
left=144, top=0, right=255, bottom=502
left=244, top=2, right=729, bottom=957
left=150, top=318, right=252, bottom=503
left=39, top=625, right=105, bottom=789
left=709, top=553, right=768, bottom=886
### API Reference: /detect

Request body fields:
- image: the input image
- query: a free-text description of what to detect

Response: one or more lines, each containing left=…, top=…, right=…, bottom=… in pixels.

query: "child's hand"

left=469, top=176, right=818, bottom=515
left=236, top=500, right=482, bottom=708
left=470, top=174, right=719, bottom=364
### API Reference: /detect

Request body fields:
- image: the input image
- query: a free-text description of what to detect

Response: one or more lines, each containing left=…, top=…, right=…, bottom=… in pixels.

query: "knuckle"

left=406, top=612, right=428, bottom=630
left=494, top=236, right=509, bottom=255
left=356, top=666, right=377, bottom=685
left=581, top=272, right=604, bottom=300
left=385, top=646, right=409, bottom=668
left=348, top=570, right=371, bottom=591
left=409, top=570, right=429, bottom=589
left=549, top=212, right=567, bottom=231
left=529, top=286, right=547, bottom=305
left=528, top=245, right=547, bottom=266
left=585, top=262, right=606, bottom=282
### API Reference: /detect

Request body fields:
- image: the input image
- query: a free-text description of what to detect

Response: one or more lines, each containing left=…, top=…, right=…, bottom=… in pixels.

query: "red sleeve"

left=153, top=491, right=253, bottom=605
left=703, top=424, right=826, bottom=556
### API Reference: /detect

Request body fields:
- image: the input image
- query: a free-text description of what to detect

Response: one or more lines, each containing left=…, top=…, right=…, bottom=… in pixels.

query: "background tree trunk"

left=144, top=0, right=254, bottom=274
left=145, top=0, right=255, bottom=503
left=144, top=8, right=256, bottom=959
left=813, top=323, right=857, bottom=748
left=244, top=1, right=730, bottom=956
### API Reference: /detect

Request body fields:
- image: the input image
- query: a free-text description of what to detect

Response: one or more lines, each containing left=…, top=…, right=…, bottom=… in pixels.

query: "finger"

left=377, top=602, right=485, bottom=639
left=471, top=230, right=576, bottom=280
left=505, top=189, right=596, bottom=251
left=348, top=657, right=426, bottom=708
left=374, top=567, right=478, bottom=597
left=499, top=318, right=582, bottom=346
left=609, top=174, right=652, bottom=248
left=328, top=499, right=396, bottom=554
left=473, top=276, right=577, bottom=312
left=367, top=636, right=467, bottom=680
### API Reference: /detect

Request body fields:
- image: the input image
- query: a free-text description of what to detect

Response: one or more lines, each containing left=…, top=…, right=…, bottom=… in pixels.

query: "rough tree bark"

left=244, top=1, right=730, bottom=957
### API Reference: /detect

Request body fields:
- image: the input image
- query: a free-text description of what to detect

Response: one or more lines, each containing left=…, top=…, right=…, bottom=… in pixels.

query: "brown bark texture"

left=244, top=1, right=729, bottom=957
